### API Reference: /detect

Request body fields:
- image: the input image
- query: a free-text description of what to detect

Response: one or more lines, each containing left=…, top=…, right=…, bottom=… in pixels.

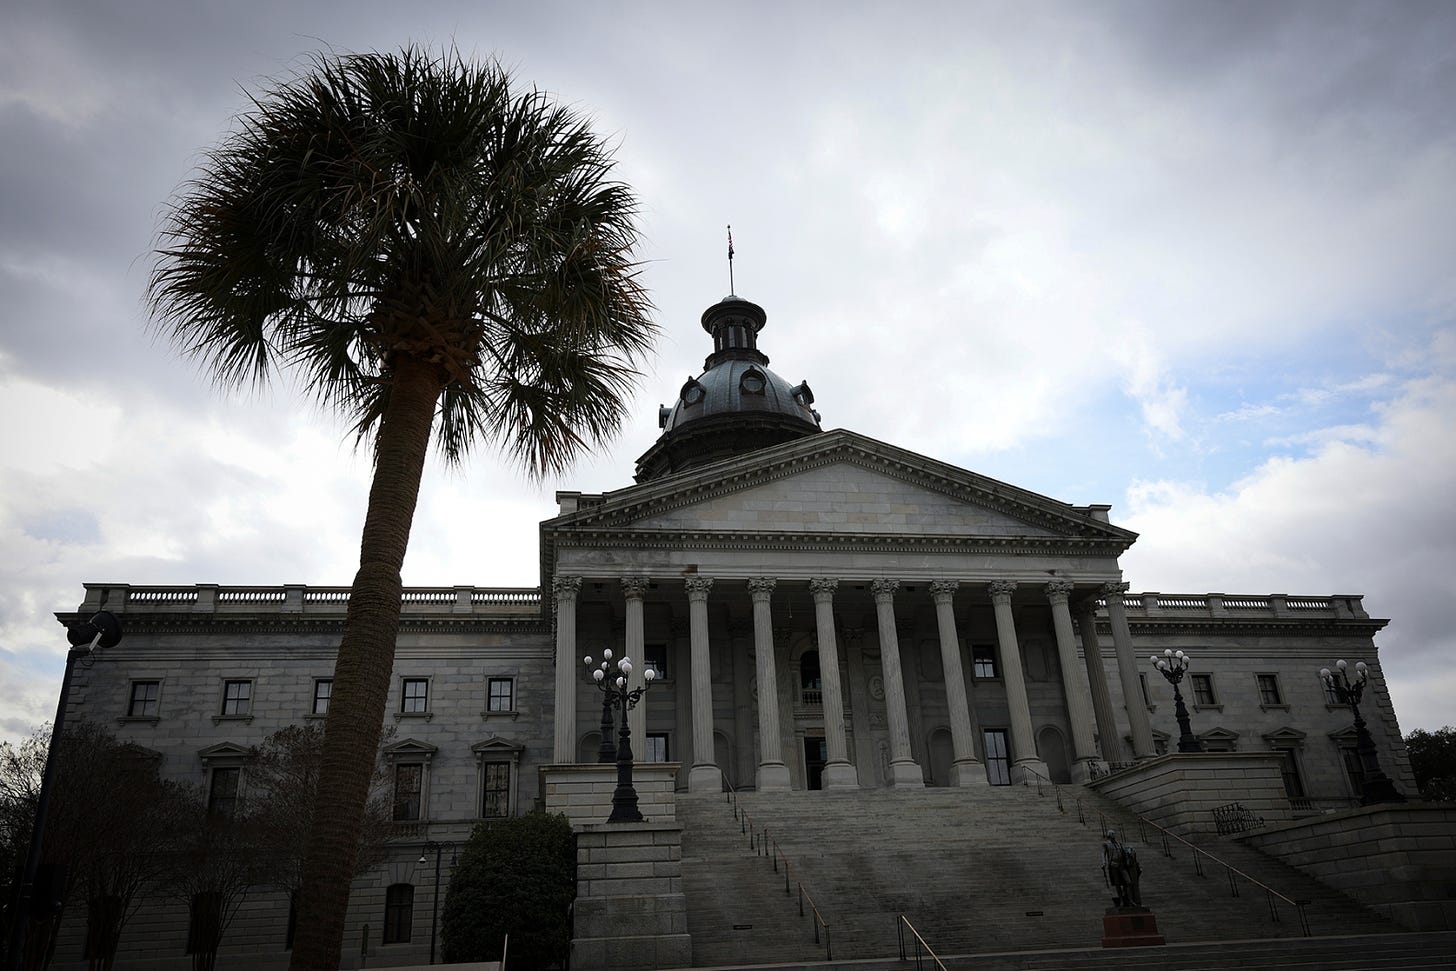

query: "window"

left=972, top=644, right=998, bottom=679
left=983, top=729, right=1011, bottom=785
left=1276, top=749, right=1306, bottom=800
left=800, top=651, right=822, bottom=704
left=208, top=767, right=240, bottom=819
left=383, top=884, right=414, bottom=944
left=221, top=680, right=252, bottom=716
left=401, top=678, right=429, bottom=714
left=312, top=679, right=332, bottom=716
left=1340, top=744, right=1367, bottom=799
left=1191, top=674, right=1217, bottom=706
left=482, top=762, right=511, bottom=818
left=127, top=681, right=160, bottom=718
left=644, top=643, right=669, bottom=680
left=1323, top=676, right=1343, bottom=705
left=1256, top=674, right=1284, bottom=706
left=644, top=732, right=670, bottom=763
left=393, top=764, right=423, bottom=821
left=486, top=678, right=514, bottom=713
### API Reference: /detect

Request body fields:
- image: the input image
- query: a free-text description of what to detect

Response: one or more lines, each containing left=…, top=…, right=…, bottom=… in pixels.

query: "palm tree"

left=148, top=46, right=654, bottom=969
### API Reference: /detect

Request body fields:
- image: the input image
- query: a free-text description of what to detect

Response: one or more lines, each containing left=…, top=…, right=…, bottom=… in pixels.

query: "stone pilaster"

left=1046, top=579, right=1099, bottom=782
left=553, top=576, right=584, bottom=764
left=930, top=580, right=986, bottom=786
left=988, top=580, right=1048, bottom=783
left=1076, top=600, right=1120, bottom=760
left=684, top=576, right=720, bottom=792
left=748, top=578, right=790, bottom=791
left=872, top=578, right=923, bottom=787
left=1104, top=582, right=1155, bottom=759
left=810, top=578, right=858, bottom=789
left=622, top=577, right=650, bottom=760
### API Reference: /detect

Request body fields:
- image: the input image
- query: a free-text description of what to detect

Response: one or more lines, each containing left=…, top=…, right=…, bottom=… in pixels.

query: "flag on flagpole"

left=727, top=225, right=734, bottom=261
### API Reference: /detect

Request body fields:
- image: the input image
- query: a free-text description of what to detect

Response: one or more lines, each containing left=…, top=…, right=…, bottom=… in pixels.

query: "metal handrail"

left=1019, top=765, right=1310, bottom=936
left=896, top=914, right=948, bottom=970
left=721, top=778, right=833, bottom=960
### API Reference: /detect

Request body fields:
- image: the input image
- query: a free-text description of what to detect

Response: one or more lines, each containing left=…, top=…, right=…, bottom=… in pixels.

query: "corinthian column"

left=621, top=577, right=650, bottom=760
left=685, top=576, right=721, bottom=792
left=810, top=578, right=857, bottom=789
left=1077, top=600, right=1120, bottom=759
left=1046, top=579, right=1099, bottom=782
left=552, top=575, right=583, bottom=764
left=988, top=580, right=1048, bottom=783
left=1104, top=582, right=1155, bottom=759
left=749, top=578, right=790, bottom=791
left=872, top=578, right=923, bottom=787
left=930, top=580, right=985, bottom=786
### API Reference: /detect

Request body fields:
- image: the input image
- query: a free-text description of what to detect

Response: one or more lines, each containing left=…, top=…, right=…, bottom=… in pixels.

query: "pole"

left=429, top=843, right=441, bottom=965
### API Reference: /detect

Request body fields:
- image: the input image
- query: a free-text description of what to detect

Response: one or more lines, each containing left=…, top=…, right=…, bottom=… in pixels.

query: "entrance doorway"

left=804, top=736, right=827, bottom=790
left=983, top=729, right=1011, bottom=785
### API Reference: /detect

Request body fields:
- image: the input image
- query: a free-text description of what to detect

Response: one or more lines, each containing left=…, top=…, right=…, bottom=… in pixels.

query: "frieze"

left=547, top=528, right=1128, bottom=558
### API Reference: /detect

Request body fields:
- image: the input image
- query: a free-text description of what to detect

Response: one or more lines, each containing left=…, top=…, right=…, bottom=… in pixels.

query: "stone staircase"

left=676, top=782, right=1405, bottom=968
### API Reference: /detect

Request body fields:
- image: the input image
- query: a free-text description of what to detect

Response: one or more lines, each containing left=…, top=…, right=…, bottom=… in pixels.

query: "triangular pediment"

left=546, top=429, right=1135, bottom=547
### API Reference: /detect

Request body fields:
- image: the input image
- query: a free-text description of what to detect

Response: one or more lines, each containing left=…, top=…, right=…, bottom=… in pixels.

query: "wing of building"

left=48, top=292, right=1416, bottom=967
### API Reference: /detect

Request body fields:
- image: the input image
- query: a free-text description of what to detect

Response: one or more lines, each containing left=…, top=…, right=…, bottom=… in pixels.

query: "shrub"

left=440, top=812, right=575, bottom=968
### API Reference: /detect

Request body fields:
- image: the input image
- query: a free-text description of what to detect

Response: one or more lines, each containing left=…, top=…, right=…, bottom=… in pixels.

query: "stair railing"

left=895, top=914, right=948, bottom=971
left=1018, top=765, right=1310, bottom=936
left=719, top=778, right=833, bottom=960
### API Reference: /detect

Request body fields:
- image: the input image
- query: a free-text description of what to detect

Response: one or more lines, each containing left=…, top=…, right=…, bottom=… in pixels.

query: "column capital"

left=684, top=575, right=715, bottom=601
left=871, top=577, right=900, bottom=602
left=747, top=576, right=777, bottom=601
left=929, top=579, right=959, bottom=604
left=987, top=579, right=1018, bottom=602
left=1044, top=578, right=1075, bottom=604
left=552, top=575, right=583, bottom=601
left=622, top=576, right=651, bottom=600
left=1100, top=581, right=1130, bottom=605
left=809, top=577, right=839, bottom=602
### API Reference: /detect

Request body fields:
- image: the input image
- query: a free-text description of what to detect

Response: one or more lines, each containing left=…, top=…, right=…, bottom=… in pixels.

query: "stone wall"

left=571, top=822, right=691, bottom=970
left=541, top=763, right=681, bottom=827
left=1088, top=752, right=1292, bottom=835
left=1240, top=804, right=1456, bottom=931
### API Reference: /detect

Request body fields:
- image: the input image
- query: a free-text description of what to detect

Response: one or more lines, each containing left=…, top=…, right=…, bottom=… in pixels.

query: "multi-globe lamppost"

left=1320, top=659, right=1406, bottom=805
left=1148, top=648, right=1203, bottom=753
left=583, top=649, right=656, bottom=823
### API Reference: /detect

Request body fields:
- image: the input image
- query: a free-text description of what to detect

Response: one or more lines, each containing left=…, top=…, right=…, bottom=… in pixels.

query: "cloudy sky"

left=2, top=1, right=1453, bottom=741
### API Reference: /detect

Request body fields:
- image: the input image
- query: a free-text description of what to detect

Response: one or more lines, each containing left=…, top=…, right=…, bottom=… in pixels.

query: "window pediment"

left=198, top=741, right=249, bottom=766
left=383, top=738, right=438, bottom=763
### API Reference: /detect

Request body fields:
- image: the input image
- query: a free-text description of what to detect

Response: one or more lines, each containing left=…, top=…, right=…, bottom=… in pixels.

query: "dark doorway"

left=804, top=736, right=827, bottom=790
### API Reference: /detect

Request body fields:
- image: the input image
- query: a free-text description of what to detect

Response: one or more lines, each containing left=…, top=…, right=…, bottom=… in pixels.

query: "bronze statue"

left=1101, top=829, right=1142, bottom=908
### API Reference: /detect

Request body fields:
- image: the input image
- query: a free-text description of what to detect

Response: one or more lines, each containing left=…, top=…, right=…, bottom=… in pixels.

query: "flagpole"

left=727, top=224, right=735, bottom=295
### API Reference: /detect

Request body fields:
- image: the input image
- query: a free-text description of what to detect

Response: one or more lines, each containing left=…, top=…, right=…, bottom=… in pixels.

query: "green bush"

left=440, top=812, right=576, bottom=968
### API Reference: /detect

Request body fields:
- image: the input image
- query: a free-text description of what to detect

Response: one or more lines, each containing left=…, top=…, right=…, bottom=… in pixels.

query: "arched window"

left=383, top=884, right=414, bottom=944
left=800, top=651, right=822, bottom=705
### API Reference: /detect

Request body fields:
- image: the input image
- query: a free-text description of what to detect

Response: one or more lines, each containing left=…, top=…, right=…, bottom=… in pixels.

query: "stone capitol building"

left=48, top=291, right=1422, bottom=968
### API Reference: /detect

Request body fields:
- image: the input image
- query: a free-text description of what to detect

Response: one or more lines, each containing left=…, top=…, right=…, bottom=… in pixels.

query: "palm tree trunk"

left=289, top=354, right=444, bottom=971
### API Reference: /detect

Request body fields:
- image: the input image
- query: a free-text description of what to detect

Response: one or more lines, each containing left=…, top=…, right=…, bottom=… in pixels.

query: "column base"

left=821, top=760, right=859, bottom=789
left=950, top=758, right=989, bottom=787
left=1010, top=758, right=1050, bottom=786
left=757, top=761, right=791, bottom=792
left=888, top=758, right=924, bottom=788
left=1070, top=757, right=1099, bottom=785
left=687, top=763, right=722, bottom=793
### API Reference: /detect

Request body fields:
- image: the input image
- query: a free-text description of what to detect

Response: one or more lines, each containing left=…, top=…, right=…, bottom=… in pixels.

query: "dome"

left=634, top=294, right=821, bottom=482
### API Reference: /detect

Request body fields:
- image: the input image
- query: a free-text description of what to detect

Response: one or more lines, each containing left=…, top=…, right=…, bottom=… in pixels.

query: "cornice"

left=549, top=527, right=1128, bottom=558
left=1097, top=617, right=1389, bottom=638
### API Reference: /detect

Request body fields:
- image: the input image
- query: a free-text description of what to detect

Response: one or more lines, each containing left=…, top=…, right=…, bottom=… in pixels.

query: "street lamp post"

left=1149, top=649, right=1203, bottom=754
left=1320, top=659, right=1406, bottom=805
left=418, top=840, right=456, bottom=965
left=4, top=611, right=123, bottom=971
left=583, top=650, right=657, bottom=823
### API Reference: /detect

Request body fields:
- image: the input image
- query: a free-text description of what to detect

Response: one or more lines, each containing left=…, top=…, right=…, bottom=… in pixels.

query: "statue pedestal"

left=1101, top=907, right=1165, bottom=948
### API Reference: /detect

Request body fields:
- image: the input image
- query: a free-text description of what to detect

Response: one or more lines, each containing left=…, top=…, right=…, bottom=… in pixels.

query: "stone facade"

left=41, top=294, right=1418, bottom=968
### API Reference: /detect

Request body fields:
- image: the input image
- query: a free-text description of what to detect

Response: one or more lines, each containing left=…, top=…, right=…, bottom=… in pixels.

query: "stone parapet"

left=571, top=821, right=691, bottom=970
left=540, top=763, right=680, bottom=828
left=1240, top=803, right=1456, bottom=931
left=1088, top=753, right=1292, bottom=835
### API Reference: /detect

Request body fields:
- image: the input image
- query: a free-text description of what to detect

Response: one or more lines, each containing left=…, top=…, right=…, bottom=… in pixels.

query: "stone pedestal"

left=1101, top=907, right=1165, bottom=948
left=571, top=822, right=692, bottom=970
